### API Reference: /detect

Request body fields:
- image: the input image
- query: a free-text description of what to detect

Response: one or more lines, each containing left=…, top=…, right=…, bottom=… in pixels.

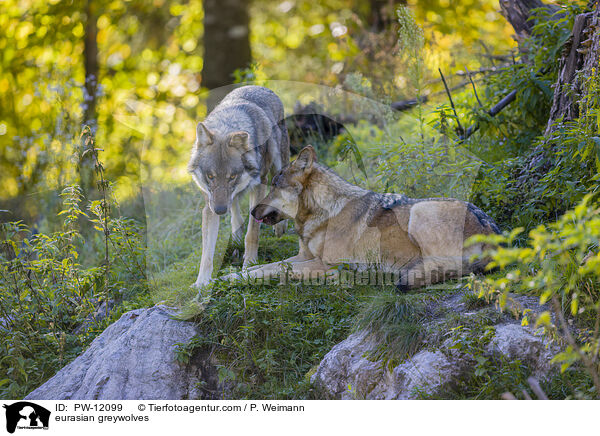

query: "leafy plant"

left=0, top=128, right=148, bottom=399
left=470, top=194, right=600, bottom=398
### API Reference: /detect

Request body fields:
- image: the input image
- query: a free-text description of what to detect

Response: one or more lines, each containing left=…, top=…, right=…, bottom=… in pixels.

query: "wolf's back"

left=204, top=86, right=286, bottom=148
left=217, top=85, right=284, bottom=123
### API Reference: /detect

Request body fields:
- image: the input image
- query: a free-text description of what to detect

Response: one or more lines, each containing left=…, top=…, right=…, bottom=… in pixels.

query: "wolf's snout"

left=252, top=204, right=281, bottom=225
left=251, top=204, right=268, bottom=220
left=213, top=204, right=228, bottom=215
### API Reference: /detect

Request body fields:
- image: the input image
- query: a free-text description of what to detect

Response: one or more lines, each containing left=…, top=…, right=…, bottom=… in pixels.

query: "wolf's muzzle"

left=212, top=204, right=228, bottom=215
left=251, top=204, right=282, bottom=225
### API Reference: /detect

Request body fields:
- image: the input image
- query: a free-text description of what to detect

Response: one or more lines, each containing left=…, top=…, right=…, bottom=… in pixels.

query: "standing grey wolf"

left=224, top=145, right=500, bottom=289
left=187, top=85, right=290, bottom=288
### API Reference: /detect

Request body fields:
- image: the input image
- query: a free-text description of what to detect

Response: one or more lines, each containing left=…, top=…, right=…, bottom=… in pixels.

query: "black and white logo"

left=3, top=402, right=50, bottom=434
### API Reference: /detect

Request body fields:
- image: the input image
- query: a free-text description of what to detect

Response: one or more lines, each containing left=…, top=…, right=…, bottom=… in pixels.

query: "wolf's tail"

left=467, top=202, right=500, bottom=234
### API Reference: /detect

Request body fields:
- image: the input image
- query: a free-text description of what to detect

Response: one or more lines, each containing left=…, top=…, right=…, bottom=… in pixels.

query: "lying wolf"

left=225, top=145, right=500, bottom=289
left=187, top=86, right=290, bottom=288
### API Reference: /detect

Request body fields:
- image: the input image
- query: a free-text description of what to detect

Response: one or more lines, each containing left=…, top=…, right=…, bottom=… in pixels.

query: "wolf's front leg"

left=230, top=195, right=244, bottom=243
left=274, top=220, right=287, bottom=237
left=243, top=239, right=313, bottom=272
left=243, top=183, right=265, bottom=268
left=225, top=258, right=329, bottom=283
left=193, top=204, right=220, bottom=288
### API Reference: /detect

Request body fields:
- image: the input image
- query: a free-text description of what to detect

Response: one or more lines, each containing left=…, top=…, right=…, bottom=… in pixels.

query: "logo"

left=2, top=402, right=50, bottom=434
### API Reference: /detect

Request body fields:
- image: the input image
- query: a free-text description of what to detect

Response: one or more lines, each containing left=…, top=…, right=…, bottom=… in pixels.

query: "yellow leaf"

left=535, top=311, right=551, bottom=328
left=571, top=298, right=578, bottom=316
left=72, top=22, right=84, bottom=38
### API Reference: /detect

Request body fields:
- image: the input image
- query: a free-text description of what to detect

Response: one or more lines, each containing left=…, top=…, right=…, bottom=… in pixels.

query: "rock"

left=312, top=291, right=559, bottom=400
left=488, top=323, right=557, bottom=376
left=386, top=351, right=468, bottom=400
left=26, top=305, right=221, bottom=400
left=312, top=334, right=470, bottom=400
left=310, top=331, right=384, bottom=399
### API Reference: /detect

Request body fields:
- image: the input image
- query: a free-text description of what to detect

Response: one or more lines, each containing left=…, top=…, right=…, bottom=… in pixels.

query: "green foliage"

left=465, top=3, right=598, bottom=234
left=0, top=189, right=148, bottom=398
left=540, top=367, right=596, bottom=399
left=465, top=4, right=582, bottom=159
left=470, top=195, right=600, bottom=398
left=376, top=135, right=481, bottom=199
left=330, top=116, right=482, bottom=200
left=460, top=289, right=492, bottom=310
left=0, top=130, right=148, bottom=398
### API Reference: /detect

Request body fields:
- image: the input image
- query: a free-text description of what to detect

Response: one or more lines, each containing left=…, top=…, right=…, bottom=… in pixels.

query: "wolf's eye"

left=207, top=174, right=214, bottom=180
left=229, top=174, right=237, bottom=181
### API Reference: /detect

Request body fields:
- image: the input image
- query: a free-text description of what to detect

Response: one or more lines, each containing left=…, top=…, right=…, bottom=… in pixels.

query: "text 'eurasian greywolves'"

left=225, top=145, right=499, bottom=289
left=188, top=86, right=290, bottom=288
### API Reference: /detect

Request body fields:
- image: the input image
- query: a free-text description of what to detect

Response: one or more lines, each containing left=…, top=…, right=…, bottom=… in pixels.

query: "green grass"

left=461, top=290, right=492, bottom=310
left=174, top=274, right=375, bottom=399
left=351, top=289, right=446, bottom=367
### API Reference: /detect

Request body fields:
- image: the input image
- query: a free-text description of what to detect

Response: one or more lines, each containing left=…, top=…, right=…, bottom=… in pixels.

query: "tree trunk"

left=81, top=0, right=99, bottom=199
left=202, top=0, right=252, bottom=110
left=500, top=0, right=562, bottom=64
left=368, top=0, right=406, bottom=32
left=545, top=5, right=599, bottom=134
left=499, top=0, right=560, bottom=41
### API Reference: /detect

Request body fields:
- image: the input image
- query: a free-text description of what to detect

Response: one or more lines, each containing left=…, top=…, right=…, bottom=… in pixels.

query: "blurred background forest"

left=0, top=0, right=516, bottom=217
left=3, top=0, right=600, bottom=401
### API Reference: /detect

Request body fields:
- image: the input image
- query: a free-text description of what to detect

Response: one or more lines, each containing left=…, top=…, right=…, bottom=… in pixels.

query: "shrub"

left=0, top=129, right=148, bottom=398
left=470, top=194, right=600, bottom=398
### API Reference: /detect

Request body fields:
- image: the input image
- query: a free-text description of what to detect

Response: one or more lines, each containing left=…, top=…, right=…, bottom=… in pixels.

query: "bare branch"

left=439, top=68, right=464, bottom=135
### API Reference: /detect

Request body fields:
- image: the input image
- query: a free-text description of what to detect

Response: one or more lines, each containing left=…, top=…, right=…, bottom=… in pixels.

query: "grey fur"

left=187, top=86, right=290, bottom=289
left=466, top=202, right=501, bottom=234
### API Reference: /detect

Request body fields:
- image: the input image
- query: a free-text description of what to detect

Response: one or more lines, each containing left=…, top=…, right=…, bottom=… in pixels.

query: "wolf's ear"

left=228, top=131, right=250, bottom=150
left=195, top=122, right=214, bottom=147
left=293, top=145, right=317, bottom=173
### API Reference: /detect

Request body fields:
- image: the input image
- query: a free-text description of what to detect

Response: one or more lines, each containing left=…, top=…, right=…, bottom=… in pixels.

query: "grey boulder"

left=312, top=322, right=557, bottom=400
left=26, top=305, right=218, bottom=400
left=488, top=323, right=556, bottom=376
left=311, top=332, right=470, bottom=400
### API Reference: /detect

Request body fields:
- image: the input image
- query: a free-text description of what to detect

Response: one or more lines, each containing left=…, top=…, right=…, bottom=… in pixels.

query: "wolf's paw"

left=191, top=278, right=211, bottom=290
left=242, top=256, right=258, bottom=270
left=220, top=271, right=244, bottom=283
left=274, top=220, right=287, bottom=237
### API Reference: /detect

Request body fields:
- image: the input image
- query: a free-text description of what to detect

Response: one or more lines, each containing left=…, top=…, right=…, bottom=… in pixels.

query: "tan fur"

left=224, top=146, right=499, bottom=288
